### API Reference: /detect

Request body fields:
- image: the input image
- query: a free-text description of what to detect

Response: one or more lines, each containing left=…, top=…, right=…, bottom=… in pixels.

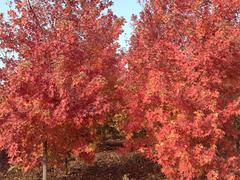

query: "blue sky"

left=0, top=0, right=142, bottom=48
left=112, top=1, right=142, bottom=48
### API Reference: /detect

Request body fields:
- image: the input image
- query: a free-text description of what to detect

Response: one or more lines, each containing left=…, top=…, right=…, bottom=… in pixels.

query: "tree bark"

left=65, top=156, right=68, bottom=176
left=42, top=141, right=48, bottom=180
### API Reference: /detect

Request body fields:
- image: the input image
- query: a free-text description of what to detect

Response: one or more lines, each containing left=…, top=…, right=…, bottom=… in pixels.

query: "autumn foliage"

left=0, top=0, right=240, bottom=179
left=123, top=0, right=240, bottom=179
left=0, top=0, right=124, bottom=171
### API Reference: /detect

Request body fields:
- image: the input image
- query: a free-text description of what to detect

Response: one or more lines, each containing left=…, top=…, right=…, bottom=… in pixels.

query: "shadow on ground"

left=0, top=150, right=166, bottom=180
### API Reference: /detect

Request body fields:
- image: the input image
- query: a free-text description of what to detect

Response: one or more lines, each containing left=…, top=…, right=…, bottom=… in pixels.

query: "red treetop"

left=0, top=0, right=124, bottom=170
left=124, top=0, right=240, bottom=179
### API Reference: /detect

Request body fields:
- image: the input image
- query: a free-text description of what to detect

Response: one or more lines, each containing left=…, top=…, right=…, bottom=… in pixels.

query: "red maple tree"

left=124, top=0, right=240, bottom=179
left=0, top=0, right=124, bottom=177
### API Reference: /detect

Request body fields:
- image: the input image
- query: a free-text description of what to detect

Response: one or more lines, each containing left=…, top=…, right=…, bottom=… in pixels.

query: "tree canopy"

left=0, top=0, right=240, bottom=179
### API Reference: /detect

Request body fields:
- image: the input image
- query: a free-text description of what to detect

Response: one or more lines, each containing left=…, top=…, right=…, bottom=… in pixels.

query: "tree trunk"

left=65, top=156, right=68, bottom=176
left=42, top=141, right=48, bottom=180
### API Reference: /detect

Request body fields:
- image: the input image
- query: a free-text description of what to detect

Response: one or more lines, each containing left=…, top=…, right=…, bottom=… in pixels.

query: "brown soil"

left=0, top=151, right=166, bottom=180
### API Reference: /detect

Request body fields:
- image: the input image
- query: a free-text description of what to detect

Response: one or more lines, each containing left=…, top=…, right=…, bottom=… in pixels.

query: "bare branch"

left=27, top=0, right=45, bottom=35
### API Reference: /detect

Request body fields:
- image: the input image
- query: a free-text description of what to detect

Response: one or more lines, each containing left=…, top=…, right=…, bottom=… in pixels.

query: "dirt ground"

left=0, top=151, right=166, bottom=180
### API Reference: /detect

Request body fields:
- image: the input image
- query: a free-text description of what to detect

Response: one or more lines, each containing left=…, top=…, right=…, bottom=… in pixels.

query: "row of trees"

left=0, top=0, right=239, bottom=179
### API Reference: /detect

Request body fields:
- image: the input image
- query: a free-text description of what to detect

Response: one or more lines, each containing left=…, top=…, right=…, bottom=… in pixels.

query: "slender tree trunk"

left=42, top=141, right=48, bottom=180
left=64, top=156, right=68, bottom=176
